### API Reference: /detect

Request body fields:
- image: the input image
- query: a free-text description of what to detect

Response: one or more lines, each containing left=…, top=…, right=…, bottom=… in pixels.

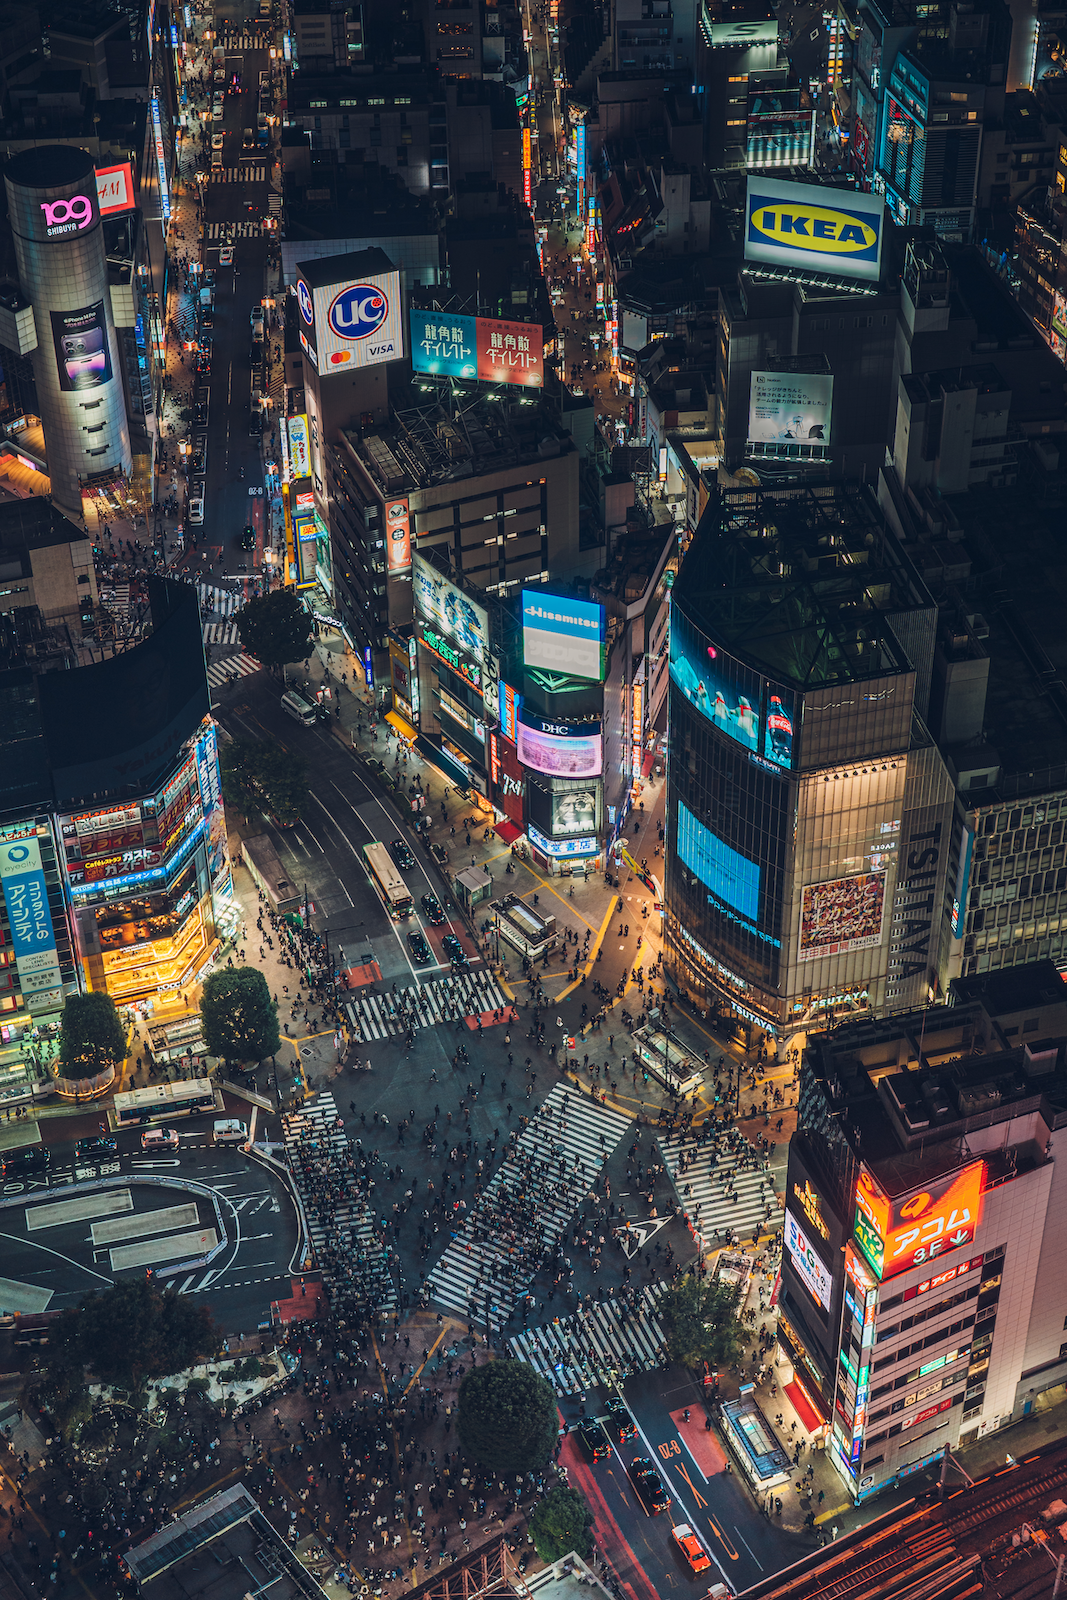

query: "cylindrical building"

left=4, top=145, right=131, bottom=518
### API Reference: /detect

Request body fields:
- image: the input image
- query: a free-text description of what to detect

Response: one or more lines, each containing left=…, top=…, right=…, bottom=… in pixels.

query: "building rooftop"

left=679, top=482, right=925, bottom=690
left=295, top=245, right=396, bottom=290
left=0, top=494, right=87, bottom=554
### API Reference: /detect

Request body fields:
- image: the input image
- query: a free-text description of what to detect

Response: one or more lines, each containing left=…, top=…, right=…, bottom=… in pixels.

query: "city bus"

left=363, top=841, right=413, bottom=919
left=112, top=1078, right=216, bottom=1127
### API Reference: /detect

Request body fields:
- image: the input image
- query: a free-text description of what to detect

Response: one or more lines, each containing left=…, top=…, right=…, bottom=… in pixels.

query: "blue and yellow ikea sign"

left=745, top=176, right=885, bottom=284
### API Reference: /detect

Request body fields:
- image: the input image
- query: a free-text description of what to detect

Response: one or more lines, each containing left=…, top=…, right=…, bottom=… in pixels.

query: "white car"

left=220, top=245, right=234, bottom=266
left=188, top=497, right=204, bottom=525
left=250, top=305, right=265, bottom=330
left=211, top=132, right=224, bottom=151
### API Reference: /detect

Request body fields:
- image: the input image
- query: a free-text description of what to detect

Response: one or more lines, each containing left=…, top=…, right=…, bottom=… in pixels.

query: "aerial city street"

left=1, top=0, right=1067, bottom=1596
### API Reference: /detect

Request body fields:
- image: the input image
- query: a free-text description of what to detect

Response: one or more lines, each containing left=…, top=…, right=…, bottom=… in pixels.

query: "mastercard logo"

left=329, top=350, right=353, bottom=367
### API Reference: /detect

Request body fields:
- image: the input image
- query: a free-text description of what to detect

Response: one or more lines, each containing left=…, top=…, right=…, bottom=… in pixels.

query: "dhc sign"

left=745, top=175, right=885, bottom=284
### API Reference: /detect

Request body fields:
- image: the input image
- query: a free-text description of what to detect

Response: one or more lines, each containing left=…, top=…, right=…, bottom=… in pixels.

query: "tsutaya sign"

left=745, top=175, right=885, bottom=283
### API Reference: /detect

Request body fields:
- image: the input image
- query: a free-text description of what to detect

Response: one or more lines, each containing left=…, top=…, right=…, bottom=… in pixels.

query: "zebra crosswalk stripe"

left=203, top=622, right=241, bottom=645
left=206, top=652, right=261, bottom=688
left=206, top=220, right=264, bottom=238
left=281, top=1091, right=397, bottom=1317
left=508, top=1288, right=668, bottom=1395
left=659, top=1131, right=780, bottom=1250
left=197, top=583, right=238, bottom=616
left=342, top=970, right=508, bottom=1043
left=210, top=166, right=267, bottom=184
left=425, top=1084, right=630, bottom=1327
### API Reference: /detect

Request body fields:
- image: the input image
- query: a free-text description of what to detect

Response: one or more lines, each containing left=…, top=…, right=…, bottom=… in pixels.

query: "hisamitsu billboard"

left=745, top=176, right=885, bottom=283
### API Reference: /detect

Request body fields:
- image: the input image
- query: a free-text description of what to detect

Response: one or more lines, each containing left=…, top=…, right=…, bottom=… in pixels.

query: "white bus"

left=363, top=841, right=413, bottom=919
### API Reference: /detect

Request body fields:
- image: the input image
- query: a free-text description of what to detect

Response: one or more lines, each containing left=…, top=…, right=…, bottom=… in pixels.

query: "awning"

left=785, top=1378, right=825, bottom=1435
left=385, top=710, right=418, bottom=743
left=495, top=820, right=523, bottom=845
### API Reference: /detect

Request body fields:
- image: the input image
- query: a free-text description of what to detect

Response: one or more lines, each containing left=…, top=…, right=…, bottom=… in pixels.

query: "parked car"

left=605, top=1397, right=637, bottom=1442
left=576, top=1419, right=611, bottom=1462
left=391, top=838, right=415, bottom=870
left=250, top=305, right=265, bottom=332
left=188, top=497, right=204, bottom=525
left=672, top=1524, right=711, bottom=1575
left=75, top=1136, right=116, bottom=1160
left=628, top=1455, right=670, bottom=1515
left=220, top=245, right=234, bottom=265
left=193, top=401, right=208, bottom=427
left=240, top=524, right=256, bottom=551
left=421, top=893, right=445, bottom=924
left=407, top=930, right=432, bottom=964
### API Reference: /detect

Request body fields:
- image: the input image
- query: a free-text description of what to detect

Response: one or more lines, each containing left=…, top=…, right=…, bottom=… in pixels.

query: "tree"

left=457, top=1360, right=558, bottom=1473
left=529, top=1486, right=593, bottom=1564
left=220, top=736, right=308, bottom=826
left=39, top=1279, right=219, bottom=1406
left=57, top=992, right=126, bottom=1081
left=657, top=1273, right=742, bottom=1369
left=235, top=590, right=313, bottom=671
left=200, top=966, right=280, bottom=1067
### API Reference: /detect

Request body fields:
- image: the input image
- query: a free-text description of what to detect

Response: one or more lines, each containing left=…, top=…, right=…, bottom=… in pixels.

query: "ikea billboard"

left=745, top=176, right=885, bottom=284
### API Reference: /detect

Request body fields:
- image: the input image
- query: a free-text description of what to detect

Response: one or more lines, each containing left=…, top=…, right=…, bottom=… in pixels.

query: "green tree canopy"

left=200, top=965, right=280, bottom=1066
left=57, top=992, right=126, bottom=1081
left=41, top=1279, right=219, bottom=1400
left=457, top=1359, right=558, bottom=1473
left=529, top=1486, right=593, bottom=1564
left=235, top=590, right=313, bottom=671
left=658, top=1273, right=742, bottom=1369
left=220, top=736, right=308, bottom=826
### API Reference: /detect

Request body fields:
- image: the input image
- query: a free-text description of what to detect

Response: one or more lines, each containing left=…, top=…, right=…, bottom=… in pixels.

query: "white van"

left=141, top=1126, right=179, bottom=1151
left=212, top=1118, right=248, bottom=1145
left=281, top=689, right=317, bottom=726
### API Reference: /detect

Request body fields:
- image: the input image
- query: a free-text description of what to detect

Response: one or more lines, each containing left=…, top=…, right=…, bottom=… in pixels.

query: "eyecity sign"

left=41, top=195, right=95, bottom=237
left=744, top=175, right=885, bottom=283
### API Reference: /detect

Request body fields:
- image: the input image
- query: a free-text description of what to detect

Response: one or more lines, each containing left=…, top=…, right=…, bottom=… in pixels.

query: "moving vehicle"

left=114, top=1080, right=215, bottom=1126
left=1, top=1145, right=49, bottom=1181
left=281, top=688, right=318, bottom=726
left=140, top=1126, right=180, bottom=1151
left=672, top=1525, right=711, bottom=1575
left=212, top=1119, right=248, bottom=1145
left=211, top=132, right=225, bottom=153
left=250, top=305, right=265, bottom=333
left=442, top=932, right=468, bottom=968
left=240, top=524, right=256, bottom=551
left=363, top=841, right=414, bottom=919
left=576, top=1419, right=611, bottom=1462
left=407, top=930, right=432, bottom=964
left=391, top=838, right=415, bottom=870
left=605, top=1396, right=637, bottom=1442
left=75, top=1135, right=116, bottom=1160
left=628, top=1455, right=670, bottom=1514
left=421, top=893, right=445, bottom=924
left=220, top=245, right=234, bottom=266
left=242, top=126, right=255, bottom=150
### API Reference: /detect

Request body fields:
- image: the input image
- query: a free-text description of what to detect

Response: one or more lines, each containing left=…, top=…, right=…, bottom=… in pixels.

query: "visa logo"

left=749, top=195, right=879, bottom=259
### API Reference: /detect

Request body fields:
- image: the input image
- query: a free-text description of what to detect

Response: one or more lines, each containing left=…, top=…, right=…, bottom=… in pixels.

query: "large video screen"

left=763, top=683, right=796, bottom=769
left=413, top=555, right=489, bottom=667
left=552, top=787, right=598, bottom=836
left=677, top=800, right=760, bottom=925
left=854, top=1162, right=985, bottom=1282
left=517, top=711, right=602, bottom=778
left=749, top=371, right=833, bottom=447
left=522, top=591, right=605, bottom=682
left=798, top=872, right=886, bottom=962
left=670, top=607, right=760, bottom=757
left=51, top=303, right=113, bottom=393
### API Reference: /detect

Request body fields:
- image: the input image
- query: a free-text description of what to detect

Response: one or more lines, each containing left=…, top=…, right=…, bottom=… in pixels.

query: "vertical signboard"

left=287, top=414, right=311, bottom=479
left=385, top=496, right=411, bottom=573
left=0, top=833, right=64, bottom=1010
left=151, top=94, right=171, bottom=220
left=523, top=125, right=532, bottom=207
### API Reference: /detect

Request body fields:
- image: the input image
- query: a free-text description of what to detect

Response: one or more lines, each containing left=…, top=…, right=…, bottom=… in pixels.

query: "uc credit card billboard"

left=410, top=310, right=544, bottom=387
left=745, top=176, right=885, bottom=283
left=297, top=267, right=404, bottom=373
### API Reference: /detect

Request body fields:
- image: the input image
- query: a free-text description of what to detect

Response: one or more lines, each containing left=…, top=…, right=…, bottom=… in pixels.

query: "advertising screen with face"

left=749, top=371, right=833, bottom=446
left=552, top=788, right=598, bottom=836
left=51, top=303, right=112, bottom=393
left=670, top=607, right=761, bottom=757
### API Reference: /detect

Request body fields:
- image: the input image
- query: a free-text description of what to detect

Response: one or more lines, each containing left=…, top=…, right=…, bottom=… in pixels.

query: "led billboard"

left=413, top=555, right=488, bottom=666
left=385, top=496, right=411, bottom=574
left=763, top=686, right=795, bottom=768
left=287, top=413, right=311, bottom=478
left=853, top=1161, right=985, bottom=1282
left=296, top=266, right=403, bottom=373
left=409, top=311, right=545, bottom=388
left=0, top=832, right=63, bottom=1009
left=785, top=1209, right=832, bottom=1312
left=517, top=710, right=602, bottom=778
left=552, top=787, right=598, bottom=836
left=95, top=162, right=136, bottom=215
left=677, top=800, right=760, bottom=925
left=670, top=607, right=760, bottom=756
left=745, top=176, right=885, bottom=283
left=51, top=303, right=113, bottom=393
left=748, top=371, right=833, bottom=446
left=799, top=872, right=886, bottom=961
left=521, top=591, right=606, bottom=681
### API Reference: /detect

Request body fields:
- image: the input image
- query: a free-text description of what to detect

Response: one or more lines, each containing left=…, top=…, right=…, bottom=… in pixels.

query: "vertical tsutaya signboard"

left=853, top=1161, right=985, bottom=1281
left=95, top=162, right=136, bottom=215
left=748, top=371, right=833, bottom=449
left=385, top=496, right=411, bottom=573
left=51, top=304, right=113, bottom=393
left=745, top=175, right=884, bottom=283
left=521, top=591, right=606, bottom=681
left=0, top=833, right=64, bottom=1010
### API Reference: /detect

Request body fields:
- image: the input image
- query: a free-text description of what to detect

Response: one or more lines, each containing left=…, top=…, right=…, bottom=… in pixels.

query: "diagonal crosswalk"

left=659, top=1128, right=780, bottom=1250
left=206, top=652, right=261, bottom=688
left=426, top=1084, right=630, bottom=1327
left=509, top=1287, right=669, bottom=1395
left=342, top=970, right=509, bottom=1043
left=281, top=1090, right=397, bottom=1321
